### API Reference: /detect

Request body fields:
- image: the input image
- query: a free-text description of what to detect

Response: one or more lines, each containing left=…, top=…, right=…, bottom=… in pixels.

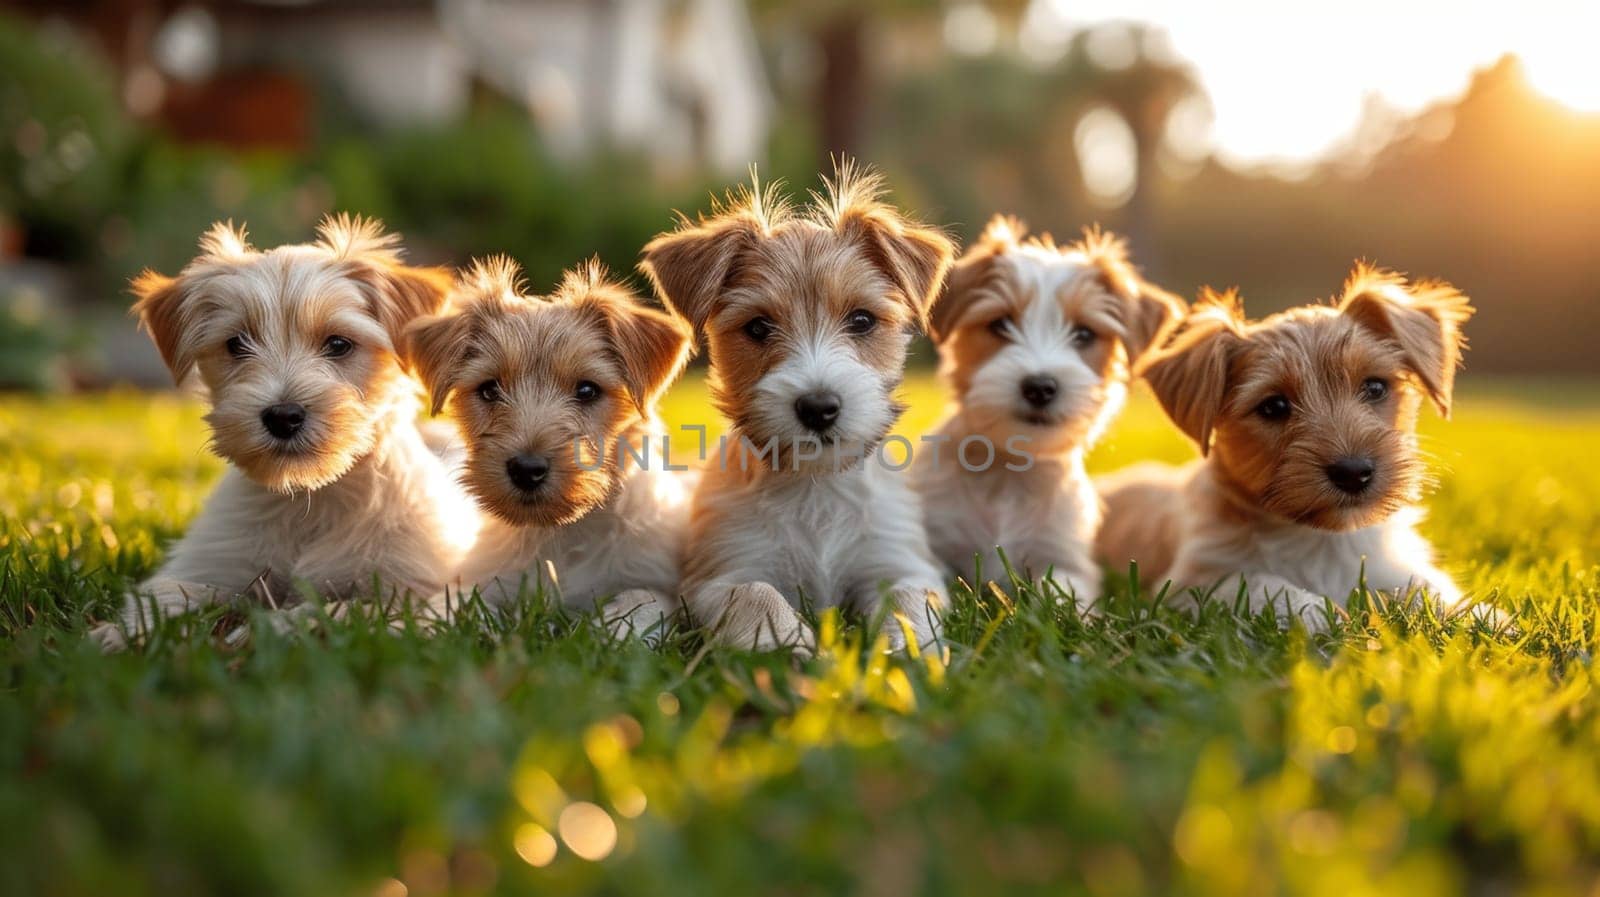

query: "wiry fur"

left=1096, top=265, right=1475, bottom=630
left=92, top=216, right=477, bottom=649
left=640, top=163, right=955, bottom=652
left=403, top=257, right=694, bottom=635
left=915, top=217, right=1183, bottom=606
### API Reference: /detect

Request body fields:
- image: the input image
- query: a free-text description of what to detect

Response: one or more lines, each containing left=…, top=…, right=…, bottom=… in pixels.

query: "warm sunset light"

left=1520, top=36, right=1600, bottom=113
left=1025, top=0, right=1600, bottom=169
left=6, top=2, right=1600, bottom=895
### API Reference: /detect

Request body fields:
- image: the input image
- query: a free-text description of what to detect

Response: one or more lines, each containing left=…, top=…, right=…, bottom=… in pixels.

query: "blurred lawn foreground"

left=3, top=376, right=1600, bottom=896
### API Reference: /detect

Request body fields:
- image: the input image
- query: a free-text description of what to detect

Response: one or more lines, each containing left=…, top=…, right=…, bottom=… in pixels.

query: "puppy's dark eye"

left=845, top=309, right=878, bottom=335
left=322, top=335, right=354, bottom=358
left=476, top=380, right=504, bottom=403
left=225, top=336, right=250, bottom=358
left=1069, top=325, right=1097, bottom=347
left=575, top=380, right=602, bottom=403
left=743, top=316, right=775, bottom=342
left=988, top=317, right=1013, bottom=340
left=1256, top=395, right=1292, bottom=421
left=1359, top=378, right=1389, bottom=403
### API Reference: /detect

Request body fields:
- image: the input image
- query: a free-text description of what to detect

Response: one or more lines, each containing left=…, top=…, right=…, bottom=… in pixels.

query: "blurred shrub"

left=0, top=14, right=132, bottom=262
left=108, top=141, right=321, bottom=282
left=1, top=10, right=731, bottom=311
left=97, top=112, right=708, bottom=298
left=874, top=54, right=1078, bottom=235
left=322, top=108, right=715, bottom=288
left=0, top=286, right=70, bottom=390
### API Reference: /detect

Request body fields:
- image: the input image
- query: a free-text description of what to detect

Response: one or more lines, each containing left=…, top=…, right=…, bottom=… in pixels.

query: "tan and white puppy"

left=640, top=167, right=955, bottom=652
left=403, top=258, right=694, bottom=635
left=91, top=216, right=478, bottom=649
left=914, top=217, right=1184, bottom=607
left=1096, top=265, right=1474, bottom=629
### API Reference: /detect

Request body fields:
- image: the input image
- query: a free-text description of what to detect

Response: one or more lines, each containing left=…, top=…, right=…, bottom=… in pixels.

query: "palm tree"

left=750, top=0, right=945, bottom=167
left=1049, top=24, right=1202, bottom=256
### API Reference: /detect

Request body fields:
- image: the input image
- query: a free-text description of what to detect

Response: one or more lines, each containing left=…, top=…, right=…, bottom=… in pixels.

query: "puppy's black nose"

left=1020, top=375, right=1058, bottom=408
left=794, top=391, right=842, bottom=433
left=1326, top=457, right=1376, bottom=494
left=506, top=454, right=550, bottom=492
left=260, top=403, right=306, bottom=440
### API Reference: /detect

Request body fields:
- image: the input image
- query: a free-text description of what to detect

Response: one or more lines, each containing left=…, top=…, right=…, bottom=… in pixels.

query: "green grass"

left=3, top=375, right=1600, bottom=897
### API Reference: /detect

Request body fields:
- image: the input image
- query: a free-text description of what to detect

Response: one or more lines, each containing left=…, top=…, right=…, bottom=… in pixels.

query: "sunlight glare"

left=1036, top=0, right=1600, bottom=166
left=1521, top=39, right=1600, bottom=112
left=557, top=802, right=618, bottom=862
left=513, top=823, right=558, bottom=868
left=1073, top=106, right=1138, bottom=206
left=1085, top=24, right=1137, bottom=70
left=944, top=2, right=999, bottom=57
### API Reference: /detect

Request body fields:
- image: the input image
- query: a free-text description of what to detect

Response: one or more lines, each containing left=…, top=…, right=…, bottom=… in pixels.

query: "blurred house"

left=16, top=0, right=772, bottom=174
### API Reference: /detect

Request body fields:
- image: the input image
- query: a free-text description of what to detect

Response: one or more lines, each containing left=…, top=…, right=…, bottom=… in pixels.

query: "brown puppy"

left=91, top=216, right=475, bottom=649
left=404, top=258, right=694, bottom=635
left=1097, top=264, right=1474, bottom=629
left=640, top=164, right=954, bottom=652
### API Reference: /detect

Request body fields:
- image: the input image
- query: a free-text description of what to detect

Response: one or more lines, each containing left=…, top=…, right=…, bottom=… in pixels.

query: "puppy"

left=640, top=165, right=954, bottom=652
left=914, top=217, right=1184, bottom=607
left=1096, top=265, right=1474, bottom=629
left=403, top=257, right=694, bottom=635
left=91, top=216, right=478, bottom=649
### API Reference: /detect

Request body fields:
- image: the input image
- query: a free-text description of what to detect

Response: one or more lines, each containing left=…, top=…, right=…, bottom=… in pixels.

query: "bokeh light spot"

left=1326, top=726, right=1358, bottom=754
left=558, top=802, right=617, bottom=862
left=1073, top=106, right=1138, bottom=207
left=512, top=823, right=558, bottom=868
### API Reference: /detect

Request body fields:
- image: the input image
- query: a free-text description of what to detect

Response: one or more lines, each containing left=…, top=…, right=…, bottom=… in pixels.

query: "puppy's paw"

left=221, top=601, right=326, bottom=647
left=602, top=589, right=676, bottom=645
left=882, top=586, right=944, bottom=655
left=88, top=621, right=129, bottom=653
left=880, top=615, right=923, bottom=655
left=1459, top=601, right=1517, bottom=635
left=1272, top=591, right=1341, bottom=634
left=711, top=582, right=814, bottom=655
left=1044, top=572, right=1102, bottom=618
left=88, top=590, right=185, bottom=652
left=1292, top=606, right=1337, bottom=635
left=1065, top=584, right=1102, bottom=619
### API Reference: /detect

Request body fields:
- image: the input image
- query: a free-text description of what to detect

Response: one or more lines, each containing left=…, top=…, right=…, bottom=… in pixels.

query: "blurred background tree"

left=0, top=19, right=131, bottom=263
left=1, top=1, right=1598, bottom=387
left=1049, top=25, right=1201, bottom=259
left=752, top=0, right=950, bottom=167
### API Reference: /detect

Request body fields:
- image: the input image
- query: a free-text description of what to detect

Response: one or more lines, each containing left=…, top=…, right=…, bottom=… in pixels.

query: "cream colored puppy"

left=404, top=258, right=694, bottom=636
left=640, top=167, right=955, bottom=652
left=91, top=217, right=478, bottom=649
left=914, top=218, right=1183, bottom=607
left=1097, top=266, right=1473, bottom=629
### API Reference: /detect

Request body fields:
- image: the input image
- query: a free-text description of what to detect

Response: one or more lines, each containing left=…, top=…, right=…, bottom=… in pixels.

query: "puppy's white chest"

left=923, top=454, right=1093, bottom=578
left=1254, top=517, right=1424, bottom=597
left=752, top=474, right=871, bottom=602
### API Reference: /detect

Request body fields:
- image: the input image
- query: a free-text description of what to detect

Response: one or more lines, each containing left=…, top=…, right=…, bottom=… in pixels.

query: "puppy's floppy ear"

left=130, top=270, right=193, bottom=384
left=607, top=304, right=693, bottom=411
left=928, top=214, right=1020, bottom=343
left=1339, top=265, right=1474, bottom=417
left=317, top=213, right=453, bottom=347
left=1078, top=227, right=1187, bottom=363
left=402, top=256, right=522, bottom=416
left=402, top=310, right=475, bottom=416
left=1121, top=283, right=1187, bottom=363
left=369, top=264, right=454, bottom=348
left=565, top=261, right=693, bottom=411
left=1138, top=289, right=1243, bottom=456
left=639, top=200, right=769, bottom=333
left=818, top=163, right=954, bottom=329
